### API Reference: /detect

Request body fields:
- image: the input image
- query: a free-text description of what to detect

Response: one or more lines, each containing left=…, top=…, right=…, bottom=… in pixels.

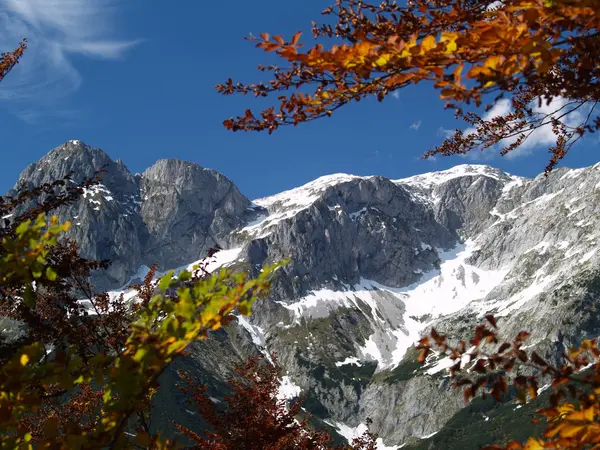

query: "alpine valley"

left=6, top=140, right=600, bottom=449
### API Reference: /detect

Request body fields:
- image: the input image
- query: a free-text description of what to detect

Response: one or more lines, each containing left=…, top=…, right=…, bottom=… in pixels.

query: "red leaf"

left=417, top=348, right=430, bottom=363
left=485, top=314, right=497, bottom=328
left=464, top=386, right=473, bottom=402
left=498, top=343, right=511, bottom=353
left=531, top=351, right=547, bottom=366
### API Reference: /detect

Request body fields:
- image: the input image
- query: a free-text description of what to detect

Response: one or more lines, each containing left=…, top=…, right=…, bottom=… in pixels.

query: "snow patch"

left=277, top=376, right=301, bottom=401
left=241, top=174, right=373, bottom=238
left=501, top=176, right=525, bottom=195
left=495, top=273, right=558, bottom=317
left=561, top=168, right=585, bottom=180
left=279, top=240, right=507, bottom=370
left=237, top=315, right=267, bottom=348
left=349, top=207, right=368, bottom=221
left=325, top=421, right=401, bottom=449
left=359, top=335, right=384, bottom=365
left=395, top=164, right=510, bottom=189
left=335, top=357, right=362, bottom=367
left=580, top=249, right=597, bottom=264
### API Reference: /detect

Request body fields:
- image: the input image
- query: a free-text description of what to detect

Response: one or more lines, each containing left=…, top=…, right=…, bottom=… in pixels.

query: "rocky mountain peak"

left=8, top=142, right=259, bottom=289
left=14, top=140, right=134, bottom=195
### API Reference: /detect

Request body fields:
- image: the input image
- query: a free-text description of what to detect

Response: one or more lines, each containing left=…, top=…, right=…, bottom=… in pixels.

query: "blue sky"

left=0, top=0, right=597, bottom=200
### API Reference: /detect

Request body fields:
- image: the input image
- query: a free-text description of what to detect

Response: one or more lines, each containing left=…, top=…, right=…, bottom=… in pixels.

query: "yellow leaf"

left=373, top=54, right=391, bottom=67
left=560, top=423, right=587, bottom=438
left=20, top=354, right=30, bottom=366
left=421, top=35, right=436, bottom=52
left=46, top=267, right=57, bottom=281
left=523, top=437, right=545, bottom=450
left=445, top=40, right=458, bottom=53
left=135, top=430, right=152, bottom=447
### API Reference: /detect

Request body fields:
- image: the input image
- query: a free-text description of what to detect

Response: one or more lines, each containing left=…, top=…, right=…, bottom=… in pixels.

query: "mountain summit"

left=11, top=141, right=259, bottom=289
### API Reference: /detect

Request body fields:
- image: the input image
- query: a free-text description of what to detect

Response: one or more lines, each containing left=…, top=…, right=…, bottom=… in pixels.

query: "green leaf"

left=158, top=271, right=174, bottom=292
left=15, top=219, right=31, bottom=236
left=178, top=270, right=191, bottom=281
left=46, top=267, right=57, bottom=281
left=23, top=284, right=35, bottom=307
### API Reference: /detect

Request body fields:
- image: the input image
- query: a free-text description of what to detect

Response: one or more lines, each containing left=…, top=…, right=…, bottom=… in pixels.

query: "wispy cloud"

left=409, top=120, right=422, bottom=131
left=0, top=0, right=140, bottom=120
left=438, top=126, right=453, bottom=139
left=391, top=91, right=400, bottom=100
left=443, top=97, right=588, bottom=160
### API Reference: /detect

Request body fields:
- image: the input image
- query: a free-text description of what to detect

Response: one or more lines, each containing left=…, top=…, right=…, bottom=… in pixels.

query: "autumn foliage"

left=417, top=315, right=600, bottom=449
left=5, top=5, right=600, bottom=446
left=0, top=171, right=280, bottom=448
left=0, top=40, right=26, bottom=82
left=176, top=354, right=377, bottom=450
left=218, top=0, right=600, bottom=171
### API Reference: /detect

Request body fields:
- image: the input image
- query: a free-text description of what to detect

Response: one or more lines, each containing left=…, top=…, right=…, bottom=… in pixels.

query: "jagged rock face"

left=11, top=141, right=147, bottom=288
left=9, top=142, right=600, bottom=448
left=139, top=158, right=255, bottom=272
left=9, top=141, right=259, bottom=289
left=229, top=175, right=457, bottom=299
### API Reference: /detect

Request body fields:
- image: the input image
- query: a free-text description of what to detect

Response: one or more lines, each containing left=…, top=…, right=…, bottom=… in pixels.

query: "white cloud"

left=0, top=0, right=140, bottom=118
left=438, top=126, right=453, bottom=139
left=458, top=97, right=588, bottom=160
left=462, top=98, right=512, bottom=138
left=409, top=120, right=422, bottom=131
left=391, top=91, right=400, bottom=100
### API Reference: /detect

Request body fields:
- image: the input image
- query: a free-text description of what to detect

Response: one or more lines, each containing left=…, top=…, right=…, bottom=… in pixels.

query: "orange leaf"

left=522, top=437, right=545, bottom=450
left=421, top=35, right=436, bottom=52
left=291, top=31, right=302, bottom=46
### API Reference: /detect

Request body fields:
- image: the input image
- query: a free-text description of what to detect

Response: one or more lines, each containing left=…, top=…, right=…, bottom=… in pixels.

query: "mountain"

left=8, top=140, right=600, bottom=449
left=9, top=140, right=261, bottom=290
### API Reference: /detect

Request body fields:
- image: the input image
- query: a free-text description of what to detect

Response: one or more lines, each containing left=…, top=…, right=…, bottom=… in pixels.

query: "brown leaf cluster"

left=418, top=315, right=600, bottom=449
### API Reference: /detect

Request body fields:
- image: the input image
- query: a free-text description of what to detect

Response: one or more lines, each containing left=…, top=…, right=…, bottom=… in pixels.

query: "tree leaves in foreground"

left=417, top=315, right=600, bottom=449
left=0, top=39, right=26, bottom=82
left=176, top=354, right=377, bottom=450
left=0, top=177, right=283, bottom=449
left=218, top=0, right=599, bottom=171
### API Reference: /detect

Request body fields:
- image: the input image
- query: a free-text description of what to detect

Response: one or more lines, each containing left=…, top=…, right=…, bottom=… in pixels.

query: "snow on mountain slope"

left=394, top=164, right=524, bottom=205
left=77, top=247, right=244, bottom=314
left=275, top=238, right=508, bottom=370
left=394, top=164, right=515, bottom=188
left=259, top=163, right=600, bottom=375
left=237, top=165, right=521, bottom=240
left=238, top=173, right=376, bottom=238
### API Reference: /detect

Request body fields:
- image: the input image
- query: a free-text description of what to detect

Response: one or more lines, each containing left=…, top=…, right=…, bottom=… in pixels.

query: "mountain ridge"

left=8, top=140, right=600, bottom=449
